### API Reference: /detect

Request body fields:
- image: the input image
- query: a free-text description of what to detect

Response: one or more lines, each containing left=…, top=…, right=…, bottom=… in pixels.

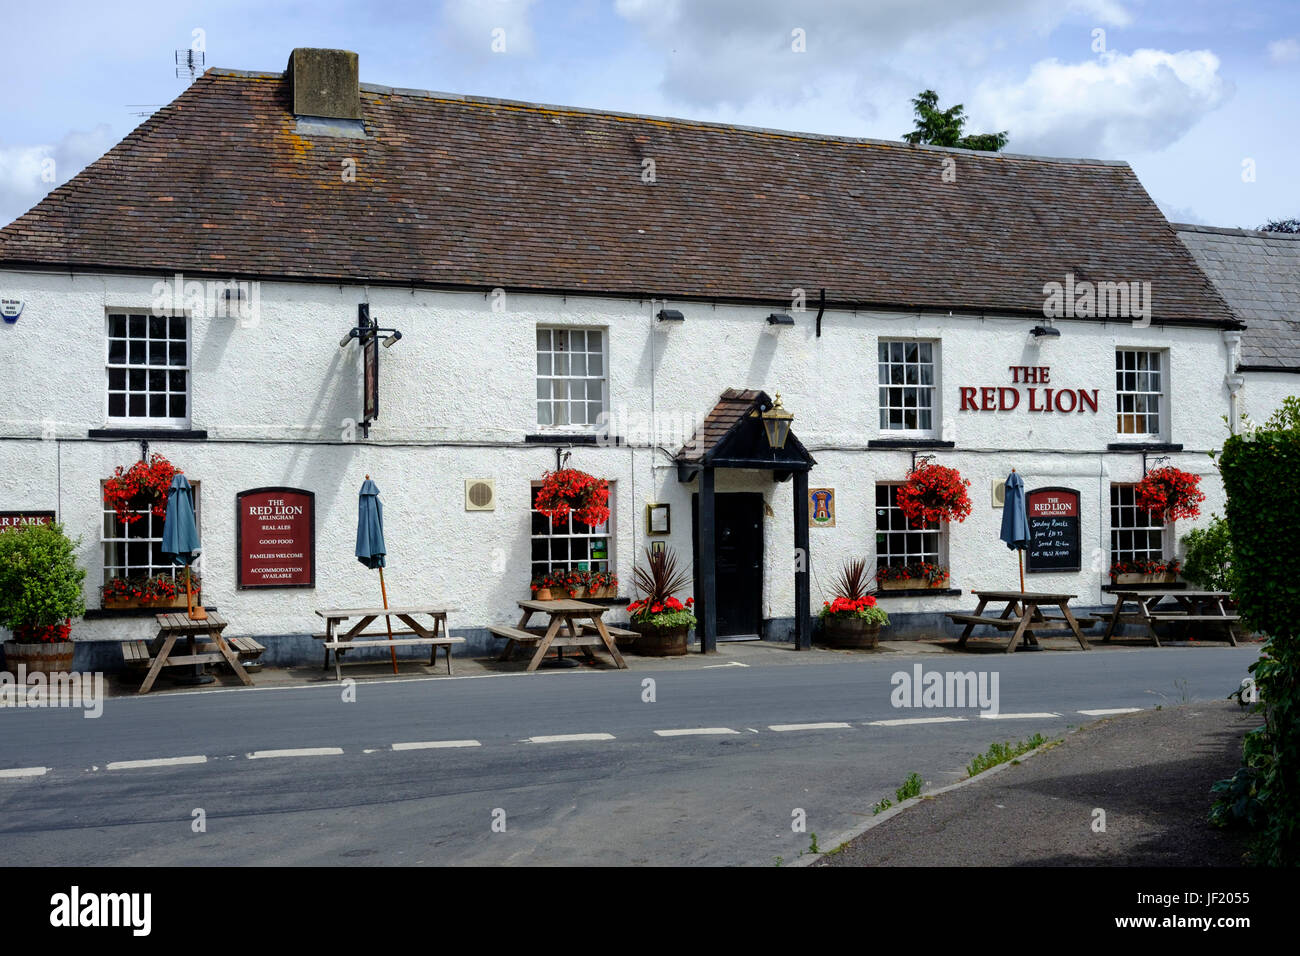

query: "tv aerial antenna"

left=125, top=104, right=163, bottom=118
left=175, top=48, right=205, bottom=82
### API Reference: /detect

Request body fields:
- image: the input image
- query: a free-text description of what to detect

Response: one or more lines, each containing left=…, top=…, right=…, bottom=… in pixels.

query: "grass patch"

left=967, top=734, right=1048, bottom=777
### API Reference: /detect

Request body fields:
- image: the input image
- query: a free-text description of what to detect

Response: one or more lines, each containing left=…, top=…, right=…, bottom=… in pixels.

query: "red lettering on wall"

left=960, top=386, right=978, bottom=411
left=1078, top=389, right=1098, bottom=413
left=1028, top=387, right=1043, bottom=411
left=998, top=387, right=1020, bottom=411
left=981, top=387, right=997, bottom=411
left=1055, top=388, right=1077, bottom=413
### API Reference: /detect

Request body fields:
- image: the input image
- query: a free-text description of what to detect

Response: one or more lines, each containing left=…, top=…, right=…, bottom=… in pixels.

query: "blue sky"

left=2, top=0, right=1296, bottom=228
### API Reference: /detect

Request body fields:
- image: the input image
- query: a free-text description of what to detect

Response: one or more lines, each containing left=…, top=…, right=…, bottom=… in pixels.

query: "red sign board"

left=0, top=511, right=55, bottom=530
left=236, top=488, right=315, bottom=589
left=1025, top=487, right=1081, bottom=573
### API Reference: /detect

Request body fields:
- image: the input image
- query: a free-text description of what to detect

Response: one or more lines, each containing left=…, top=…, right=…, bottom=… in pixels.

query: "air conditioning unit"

left=991, top=479, right=1006, bottom=508
left=465, top=479, right=496, bottom=511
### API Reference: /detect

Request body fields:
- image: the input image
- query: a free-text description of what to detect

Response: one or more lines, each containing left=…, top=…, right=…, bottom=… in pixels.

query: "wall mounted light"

left=657, top=309, right=684, bottom=322
left=759, top=393, right=794, bottom=449
left=767, top=313, right=795, bottom=326
left=1030, top=325, right=1060, bottom=337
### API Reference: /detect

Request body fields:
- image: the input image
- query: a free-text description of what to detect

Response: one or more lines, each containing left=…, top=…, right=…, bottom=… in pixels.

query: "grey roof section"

left=1175, top=224, right=1300, bottom=371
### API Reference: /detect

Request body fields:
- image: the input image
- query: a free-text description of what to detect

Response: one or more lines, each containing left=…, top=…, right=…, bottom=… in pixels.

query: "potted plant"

left=1135, top=466, right=1206, bottom=523
left=103, top=453, right=179, bottom=526
left=102, top=573, right=194, bottom=610
left=626, top=547, right=696, bottom=656
left=1109, top=558, right=1181, bottom=586
left=534, top=468, right=611, bottom=528
left=819, top=559, right=890, bottom=648
left=559, top=568, right=590, bottom=599
left=875, top=561, right=950, bottom=591
left=895, top=462, right=972, bottom=528
left=0, top=522, right=86, bottom=675
left=530, top=571, right=567, bottom=601
left=588, top=570, right=618, bottom=598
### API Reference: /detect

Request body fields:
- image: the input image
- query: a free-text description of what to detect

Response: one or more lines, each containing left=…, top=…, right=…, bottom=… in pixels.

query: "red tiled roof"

left=0, top=67, right=1236, bottom=324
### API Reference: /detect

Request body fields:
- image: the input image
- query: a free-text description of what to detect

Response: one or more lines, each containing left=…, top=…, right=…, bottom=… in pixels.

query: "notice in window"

left=1025, top=487, right=1081, bottom=573
left=237, top=488, right=315, bottom=588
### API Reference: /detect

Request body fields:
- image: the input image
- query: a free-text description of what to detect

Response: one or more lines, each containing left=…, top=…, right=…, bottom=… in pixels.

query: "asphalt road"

left=0, top=646, right=1259, bottom=865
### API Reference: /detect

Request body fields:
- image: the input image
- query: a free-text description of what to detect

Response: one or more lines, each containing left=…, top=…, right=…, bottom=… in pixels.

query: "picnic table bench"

left=946, top=590, right=1093, bottom=652
left=123, top=612, right=259, bottom=694
left=1100, top=589, right=1239, bottom=646
left=315, top=606, right=463, bottom=680
left=489, top=599, right=629, bottom=672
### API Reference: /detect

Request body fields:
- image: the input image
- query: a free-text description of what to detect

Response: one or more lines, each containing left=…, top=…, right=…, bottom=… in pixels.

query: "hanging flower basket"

left=103, top=454, right=179, bottom=526
left=895, top=463, right=972, bottom=528
left=534, top=468, right=611, bottom=528
left=1134, top=466, right=1205, bottom=523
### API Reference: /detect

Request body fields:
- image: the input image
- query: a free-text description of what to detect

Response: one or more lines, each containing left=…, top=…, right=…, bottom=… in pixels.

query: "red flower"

left=895, top=463, right=972, bottom=529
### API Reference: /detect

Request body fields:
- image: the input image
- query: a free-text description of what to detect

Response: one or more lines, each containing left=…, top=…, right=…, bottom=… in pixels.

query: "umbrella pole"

left=1018, top=552, right=1025, bottom=594
left=378, top=567, right=398, bottom=674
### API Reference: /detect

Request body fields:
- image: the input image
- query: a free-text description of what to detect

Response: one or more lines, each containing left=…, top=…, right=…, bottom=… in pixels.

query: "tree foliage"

left=0, top=522, right=86, bottom=632
left=1258, top=218, right=1300, bottom=234
left=902, top=90, right=1009, bottom=152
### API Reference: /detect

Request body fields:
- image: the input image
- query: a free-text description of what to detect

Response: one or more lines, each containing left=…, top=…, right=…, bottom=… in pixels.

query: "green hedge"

left=1219, top=427, right=1300, bottom=865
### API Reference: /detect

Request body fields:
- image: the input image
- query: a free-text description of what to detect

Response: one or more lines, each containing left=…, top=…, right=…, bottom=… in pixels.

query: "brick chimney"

left=286, top=48, right=361, bottom=120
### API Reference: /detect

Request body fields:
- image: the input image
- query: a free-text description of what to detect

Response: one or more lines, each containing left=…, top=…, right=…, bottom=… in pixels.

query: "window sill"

left=524, top=433, right=609, bottom=446
left=867, top=438, right=955, bottom=449
left=1101, top=583, right=1187, bottom=593
left=89, top=428, right=208, bottom=440
left=1107, top=441, right=1182, bottom=452
left=84, top=606, right=219, bottom=620
left=872, top=588, right=963, bottom=598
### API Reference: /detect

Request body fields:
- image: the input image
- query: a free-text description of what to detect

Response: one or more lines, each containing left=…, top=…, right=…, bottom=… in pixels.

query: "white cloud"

left=0, top=125, right=114, bottom=226
left=1268, top=37, right=1300, bottom=63
left=972, top=49, right=1230, bottom=156
left=441, top=0, right=538, bottom=57
left=612, top=0, right=1133, bottom=109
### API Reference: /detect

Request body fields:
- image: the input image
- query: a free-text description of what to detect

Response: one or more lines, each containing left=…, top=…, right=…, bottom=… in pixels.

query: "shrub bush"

left=1181, top=515, right=1236, bottom=593
left=0, top=522, right=86, bottom=637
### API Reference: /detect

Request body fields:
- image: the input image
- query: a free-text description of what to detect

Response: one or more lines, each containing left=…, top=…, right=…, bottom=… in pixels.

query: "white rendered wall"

left=0, top=267, right=1239, bottom=642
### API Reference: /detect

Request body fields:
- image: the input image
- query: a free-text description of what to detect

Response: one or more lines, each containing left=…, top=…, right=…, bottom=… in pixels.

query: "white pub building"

left=0, top=49, right=1292, bottom=668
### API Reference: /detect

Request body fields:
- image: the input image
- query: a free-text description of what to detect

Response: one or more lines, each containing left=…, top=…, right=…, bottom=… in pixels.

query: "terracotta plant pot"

left=818, top=616, right=882, bottom=649
left=3, top=640, right=75, bottom=674
left=629, top=622, right=689, bottom=656
left=880, top=576, right=948, bottom=591
left=533, top=588, right=553, bottom=601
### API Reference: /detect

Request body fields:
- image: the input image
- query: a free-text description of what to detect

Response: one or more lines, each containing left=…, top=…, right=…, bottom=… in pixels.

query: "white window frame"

left=100, top=480, right=201, bottom=586
left=1115, top=348, right=1165, bottom=440
left=530, top=481, right=614, bottom=579
left=1109, top=482, right=1168, bottom=565
left=874, top=482, right=946, bottom=569
left=106, top=311, right=192, bottom=427
left=877, top=338, right=940, bottom=437
left=535, top=326, right=608, bottom=431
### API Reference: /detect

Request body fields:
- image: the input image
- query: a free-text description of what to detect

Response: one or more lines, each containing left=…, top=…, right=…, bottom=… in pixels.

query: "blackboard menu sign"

left=1026, top=486, right=1081, bottom=573
left=237, top=488, right=315, bottom=589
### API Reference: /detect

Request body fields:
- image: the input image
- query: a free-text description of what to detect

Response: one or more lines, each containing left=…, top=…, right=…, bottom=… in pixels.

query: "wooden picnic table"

left=947, top=590, right=1093, bottom=653
left=315, top=606, right=464, bottom=680
left=1101, top=589, right=1238, bottom=646
left=134, top=612, right=253, bottom=694
left=488, top=599, right=631, bottom=672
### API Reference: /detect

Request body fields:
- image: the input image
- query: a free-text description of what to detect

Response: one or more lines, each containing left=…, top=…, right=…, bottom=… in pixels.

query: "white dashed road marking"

left=248, top=748, right=344, bottom=759
left=1078, top=708, right=1142, bottom=716
left=653, top=728, right=740, bottom=737
left=868, top=717, right=967, bottom=726
left=0, top=766, right=49, bottom=779
left=392, top=740, right=482, bottom=751
left=979, top=712, right=1060, bottom=720
left=107, top=756, right=207, bottom=770
left=768, top=722, right=852, bottom=732
left=527, top=733, right=615, bottom=744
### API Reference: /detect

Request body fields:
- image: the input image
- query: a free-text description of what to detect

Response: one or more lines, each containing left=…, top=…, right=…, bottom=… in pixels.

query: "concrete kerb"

left=788, top=722, right=1087, bottom=867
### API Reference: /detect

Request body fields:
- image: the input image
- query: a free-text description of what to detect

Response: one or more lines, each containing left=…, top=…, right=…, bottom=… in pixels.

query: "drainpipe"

left=1223, top=331, right=1244, bottom=433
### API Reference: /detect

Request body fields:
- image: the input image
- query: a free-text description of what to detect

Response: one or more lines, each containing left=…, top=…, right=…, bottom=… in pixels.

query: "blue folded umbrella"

left=1000, top=470, right=1030, bottom=551
left=161, top=474, right=201, bottom=566
left=356, top=477, right=387, bottom=570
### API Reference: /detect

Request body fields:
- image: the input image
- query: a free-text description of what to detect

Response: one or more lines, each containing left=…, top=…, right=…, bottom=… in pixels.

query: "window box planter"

left=880, top=575, right=950, bottom=591
left=1113, top=572, right=1178, bottom=586
left=103, top=592, right=195, bottom=611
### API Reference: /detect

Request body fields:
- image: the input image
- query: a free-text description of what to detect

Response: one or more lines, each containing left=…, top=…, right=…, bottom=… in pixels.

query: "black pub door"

left=693, top=492, right=764, bottom=639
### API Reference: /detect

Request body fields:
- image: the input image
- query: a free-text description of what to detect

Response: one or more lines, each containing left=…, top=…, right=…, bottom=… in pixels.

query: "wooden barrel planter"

left=818, top=617, right=882, bottom=649
left=629, top=622, right=689, bottom=656
left=3, top=640, right=75, bottom=674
